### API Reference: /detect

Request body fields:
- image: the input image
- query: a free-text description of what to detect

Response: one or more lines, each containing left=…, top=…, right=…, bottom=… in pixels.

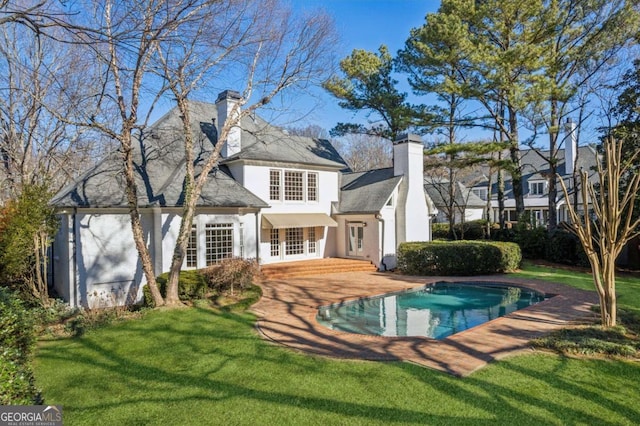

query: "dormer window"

left=472, top=188, right=488, bottom=201
left=530, top=181, right=545, bottom=195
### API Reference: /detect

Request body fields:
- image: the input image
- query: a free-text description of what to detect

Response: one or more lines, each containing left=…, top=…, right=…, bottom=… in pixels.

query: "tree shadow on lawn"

left=35, top=305, right=640, bottom=424
left=397, top=352, right=640, bottom=425
left=36, top=318, right=442, bottom=423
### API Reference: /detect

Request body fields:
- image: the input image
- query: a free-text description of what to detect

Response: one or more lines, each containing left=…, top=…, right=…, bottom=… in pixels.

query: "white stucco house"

left=50, top=90, right=435, bottom=307
left=424, top=179, right=486, bottom=224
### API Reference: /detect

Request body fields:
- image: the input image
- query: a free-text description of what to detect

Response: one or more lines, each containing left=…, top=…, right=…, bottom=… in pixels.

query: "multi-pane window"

left=307, top=172, right=318, bottom=202
left=284, top=171, right=304, bottom=201
left=239, top=223, right=244, bottom=258
left=186, top=225, right=198, bottom=268
left=205, top=223, right=233, bottom=265
left=270, top=229, right=280, bottom=257
left=270, top=169, right=319, bottom=202
left=269, top=170, right=281, bottom=201
left=285, top=227, right=304, bottom=255
left=472, top=188, right=488, bottom=201
left=530, top=181, right=545, bottom=195
left=308, top=227, right=316, bottom=254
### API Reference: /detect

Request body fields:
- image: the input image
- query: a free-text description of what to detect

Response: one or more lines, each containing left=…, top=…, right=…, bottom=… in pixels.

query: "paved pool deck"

left=252, top=271, right=599, bottom=376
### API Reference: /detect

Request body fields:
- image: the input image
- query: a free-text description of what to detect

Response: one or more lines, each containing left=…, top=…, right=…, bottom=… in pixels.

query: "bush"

left=202, top=258, right=260, bottom=295
left=514, top=226, right=548, bottom=259
left=432, top=223, right=449, bottom=239
left=0, top=184, right=58, bottom=303
left=0, top=287, right=41, bottom=404
left=151, top=270, right=208, bottom=305
left=0, top=288, right=36, bottom=365
left=397, top=240, right=521, bottom=276
left=431, top=220, right=489, bottom=240
left=546, top=229, right=590, bottom=267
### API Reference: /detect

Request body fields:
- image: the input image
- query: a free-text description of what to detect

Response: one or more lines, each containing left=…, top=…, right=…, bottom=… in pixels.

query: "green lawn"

left=33, top=264, right=640, bottom=425
left=513, top=261, right=640, bottom=315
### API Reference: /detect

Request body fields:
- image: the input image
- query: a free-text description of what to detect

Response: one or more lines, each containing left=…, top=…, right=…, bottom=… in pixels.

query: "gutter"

left=71, top=208, right=78, bottom=307
left=255, top=211, right=260, bottom=263
left=376, top=213, right=387, bottom=271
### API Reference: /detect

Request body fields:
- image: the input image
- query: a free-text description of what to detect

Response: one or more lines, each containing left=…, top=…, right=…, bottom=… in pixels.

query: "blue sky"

left=278, top=0, right=441, bottom=133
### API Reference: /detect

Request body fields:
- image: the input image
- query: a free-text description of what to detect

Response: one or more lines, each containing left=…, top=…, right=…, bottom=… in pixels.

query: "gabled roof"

left=466, top=146, right=599, bottom=199
left=337, top=168, right=401, bottom=214
left=424, top=179, right=485, bottom=209
left=50, top=100, right=271, bottom=209
left=220, top=111, right=347, bottom=169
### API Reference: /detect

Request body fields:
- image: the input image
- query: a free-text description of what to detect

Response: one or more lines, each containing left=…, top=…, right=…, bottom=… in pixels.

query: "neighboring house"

left=459, top=121, right=598, bottom=227
left=424, top=179, right=485, bottom=224
left=50, top=91, right=435, bottom=307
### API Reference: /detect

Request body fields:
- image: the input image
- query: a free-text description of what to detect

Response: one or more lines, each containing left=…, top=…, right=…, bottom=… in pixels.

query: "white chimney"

left=216, top=90, right=242, bottom=158
left=564, top=117, right=578, bottom=176
left=393, top=133, right=431, bottom=243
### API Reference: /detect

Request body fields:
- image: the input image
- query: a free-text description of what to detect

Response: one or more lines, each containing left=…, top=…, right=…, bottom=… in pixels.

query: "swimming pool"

left=316, top=282, right=547, bottom=339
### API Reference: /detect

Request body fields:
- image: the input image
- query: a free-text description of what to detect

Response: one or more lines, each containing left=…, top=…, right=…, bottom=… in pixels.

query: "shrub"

left=156, top=270, right=208, bottom=302
left=457, top=219, right=489, bottom=240
left=397, top=240, right=521, bottom=276
left=202, top=258, right=260, bottom=295
left=0, top=353, right=42, bottom=404
left=0, top=184, right=58, bottom=303
left=546, top=229, right=590, bottom=267
left=514, top=226, right=548, bottom=259
left=431, top=220, right=489, bottom=240
left=0, top=287, right=41, bottom=404
left=0, top=287, right=36, bottom=365
left=432, top=223, right=449, bottom=240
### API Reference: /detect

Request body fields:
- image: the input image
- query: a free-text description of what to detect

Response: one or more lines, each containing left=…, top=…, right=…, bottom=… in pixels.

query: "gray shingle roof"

left=424, top=179, right=485, bottom=208
left=338, top=168, right=401, bottom=214
left=465, top=146, right=599, bottom=200
left=51, top=100, right=276, bottom=208
left=223, top=117, right=348, bottom=169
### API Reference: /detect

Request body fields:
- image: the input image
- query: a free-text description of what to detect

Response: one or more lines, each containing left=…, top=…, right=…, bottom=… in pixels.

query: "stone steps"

left=261, top=258, right=377, bottom=280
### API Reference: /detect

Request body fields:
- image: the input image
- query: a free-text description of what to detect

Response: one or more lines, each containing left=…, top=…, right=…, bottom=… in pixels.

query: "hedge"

left=0, top=287, right=41, bottom=404
left=398, top=240, right=522, bottom=276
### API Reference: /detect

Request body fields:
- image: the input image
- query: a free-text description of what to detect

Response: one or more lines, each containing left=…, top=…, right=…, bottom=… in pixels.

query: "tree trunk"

left=122, top=132, right=163, bottom=307
left=165, top=196, right=198, bottom=307
left=600, top=253, right=618, bottom=327
left=508, top=105, right=524, bottom=217
left=547, top=99, right=559, bottom=231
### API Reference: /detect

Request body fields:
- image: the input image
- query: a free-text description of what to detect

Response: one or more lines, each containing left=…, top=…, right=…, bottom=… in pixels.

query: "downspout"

left=255, top=211, right=260, bottom=263
left=70, top=208, right=78, bottom=307
left=376, top=213, right=386, bottom=271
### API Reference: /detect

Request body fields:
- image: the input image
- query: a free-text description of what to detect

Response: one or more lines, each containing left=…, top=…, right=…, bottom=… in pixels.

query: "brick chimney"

left=216, top=90, right=242, bottom=158
left=393, top=133, right=431, bottom=242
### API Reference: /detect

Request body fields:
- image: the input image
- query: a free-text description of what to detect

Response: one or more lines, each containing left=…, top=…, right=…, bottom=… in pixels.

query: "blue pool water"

left=316, top=282, right=546, bottom=339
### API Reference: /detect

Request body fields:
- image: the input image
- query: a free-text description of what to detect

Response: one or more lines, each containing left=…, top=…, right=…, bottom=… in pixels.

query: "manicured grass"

left=512, top=261, right=640, bottom=314
left=33, top=264, right=640, bottom=425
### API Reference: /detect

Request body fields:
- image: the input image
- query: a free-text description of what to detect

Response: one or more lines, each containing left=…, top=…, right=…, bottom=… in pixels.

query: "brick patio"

left=252, top=271, right=599, bottom=376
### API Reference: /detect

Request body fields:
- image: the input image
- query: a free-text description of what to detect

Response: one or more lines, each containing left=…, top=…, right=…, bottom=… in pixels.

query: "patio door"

left=347, top=223, right=364, bottom=257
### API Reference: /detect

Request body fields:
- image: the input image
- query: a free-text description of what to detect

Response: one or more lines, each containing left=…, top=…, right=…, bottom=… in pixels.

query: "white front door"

left=347, top=223, right=364, bottom=257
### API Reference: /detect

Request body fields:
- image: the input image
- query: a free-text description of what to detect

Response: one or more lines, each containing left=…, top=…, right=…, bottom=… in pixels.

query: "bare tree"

left=333, top=133, right=391, bottom=172
left=56, top=0, right=335, bottom=307
left=155, top=0, right=335, bottom=306
left=559, top=137, right=640, bottom=327
left=0, top=21, right=107, bottom=202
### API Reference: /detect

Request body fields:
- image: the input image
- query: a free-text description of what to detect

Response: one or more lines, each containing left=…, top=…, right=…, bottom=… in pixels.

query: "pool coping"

left=252, top=272, right=599, bottom=377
